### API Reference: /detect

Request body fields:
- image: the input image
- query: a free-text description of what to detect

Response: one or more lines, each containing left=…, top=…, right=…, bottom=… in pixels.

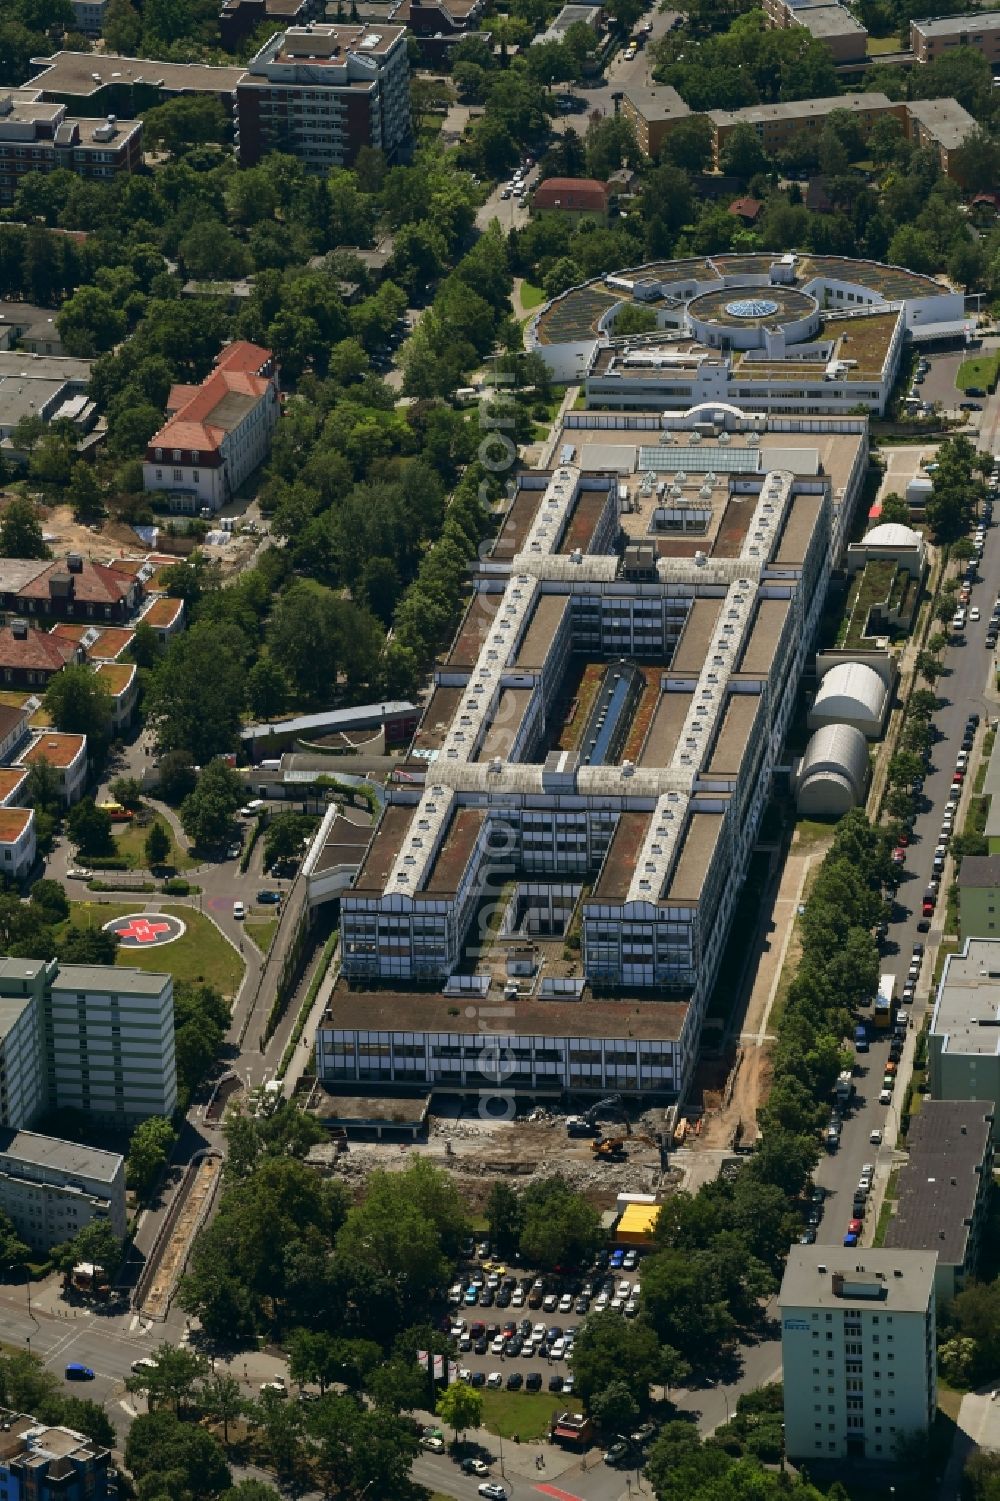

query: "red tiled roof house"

left=143, top=341, right=279, bottom=515
left=531, top=177, right=611, bottom=226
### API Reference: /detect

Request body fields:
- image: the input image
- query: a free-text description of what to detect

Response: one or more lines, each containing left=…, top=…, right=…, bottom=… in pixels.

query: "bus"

left=873, top=973, right=896, bottom=1030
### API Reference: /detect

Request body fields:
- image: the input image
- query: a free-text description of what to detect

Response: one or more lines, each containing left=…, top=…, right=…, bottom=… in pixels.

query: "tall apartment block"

left=781, top=1246, right=937, bottom=1462
left=236, top=23, right=412, bottom=169
left=0, top=1128, right=126, bottom=1254
left=0, top=958, right=176, bottom=1128
left=0, top=89, right=141, bottom=206
left=0, top=1412, right=112, bottom=1501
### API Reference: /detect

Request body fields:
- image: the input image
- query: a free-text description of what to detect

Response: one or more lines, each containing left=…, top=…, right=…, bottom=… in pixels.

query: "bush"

left=86, top=856, right=129, bottom=870
left=162, top=877, right=193, bottom=895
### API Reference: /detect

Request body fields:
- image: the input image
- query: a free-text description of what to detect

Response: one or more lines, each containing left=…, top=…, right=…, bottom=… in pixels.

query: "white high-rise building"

left=0, top=959, right=176, bottom=1128
left=48, top=965, right=176, bottom=1124
left=780, top=1246, right=937, bottom=1463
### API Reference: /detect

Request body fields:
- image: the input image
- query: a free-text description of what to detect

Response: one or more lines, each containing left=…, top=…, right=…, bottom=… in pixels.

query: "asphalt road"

left=813, top=454, right=1000, bottom=1245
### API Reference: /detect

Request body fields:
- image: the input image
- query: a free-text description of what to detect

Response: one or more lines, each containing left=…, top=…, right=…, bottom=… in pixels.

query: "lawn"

left=112, top=815, right=196, bottom=872
left=245, top=917, right=278, bottom=954
left=866, top=33, right=902, bottom=54
left=479, top=1388, right=558, bottom=1441
left=64, top=901, right=244, bottom=999
left=956, top=350, right=1000, bottom=392
left=520, top=281, right=546, bottom=311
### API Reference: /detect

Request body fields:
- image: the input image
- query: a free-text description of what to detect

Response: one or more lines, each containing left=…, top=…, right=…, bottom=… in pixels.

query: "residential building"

left=137, top=595, right=185, bottom=639
left=957, top=853, right=1000, bottom=938
left=30, top=52, right=246, bottom=115
left=47, top=964, right=176, bottom=1123
left=0, top=90, right=142, bottom=207
left=0, top=302, right=63, bottom=355
left=92, top=661, right=138, bottom=730
left=0, top=807, right=36, bottom=883
left=0, top=621, right=83, bottom=690
left=49, top=622, right=136, bottom=662
left=615, top=85, right=684, bottom=156
left=538, top=2, right=602, bottom=41
left=532, top=177, right=611, bottom=225
left=220, top=0, right=322, bottom=49
left=0, top=768, right=31, bottom=808
left=763, top=0, right=868, bottom=61
left=884, top=1102, right=994, bottom=1304
left=236, top=24, right=412, bottom=169
left=780, top=1246, right=937, bottom=1461
left=0, top=959, right=175, bottom=1128
left=709, top=93, right=907, bottom=166
left=319, top=404, right=869, bottom=1102
left=0, top=980, right=45, bottom=1131
left=0, top=704, right=30, bottom=764
left=0, top=351, right=96, bottom=449
left=0, top=555, right=140, bottom=625
left=929, top=938, right=1000, bottom=1124
left=911, top=10, right=1000, bottom=64
left=529, top=250, right=963, bottom=406
left=17, top=733, right=88, bottom=805
left=0, top=1412, right=112, bottom=1501
left=71, top=0, right=111, bottom=36
left=905, top=97, right=977, bottom=177
left=143, top=341, right=280, bottom=513
left=0, top=1127, right=126, bottom=1253
left=366, top=0, right=491, bottom=64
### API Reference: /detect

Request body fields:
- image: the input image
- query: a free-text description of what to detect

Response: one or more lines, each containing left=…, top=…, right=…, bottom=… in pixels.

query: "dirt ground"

left=0, top=495, right=142, bottom=561
left=309, top=1109, right=680, bottom=1211
left=695, top=835, right=831, bottom=1152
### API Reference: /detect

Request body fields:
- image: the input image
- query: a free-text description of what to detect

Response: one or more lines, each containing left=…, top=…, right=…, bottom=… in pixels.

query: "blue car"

left=65, top=1363, right=94, bottom=1381
left=843, top=1232, right=859, bottom=1248
left=610, top=1249, right=625, bottom=1268
left=464, top=1287, right=479, bottom=1305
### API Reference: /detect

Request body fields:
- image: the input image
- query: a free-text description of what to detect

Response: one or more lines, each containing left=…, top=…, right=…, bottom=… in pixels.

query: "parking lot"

left=444, top=1243, right=645, bottom=1397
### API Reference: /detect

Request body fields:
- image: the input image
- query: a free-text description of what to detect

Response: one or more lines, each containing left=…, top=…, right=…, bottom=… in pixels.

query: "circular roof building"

left=863, top=522, right=922, bottom=549
left=809, top=662, right=888, bottom=738
left=796, top=723, right=870, bottom=818
left=686, top=285, right=820, bottom=350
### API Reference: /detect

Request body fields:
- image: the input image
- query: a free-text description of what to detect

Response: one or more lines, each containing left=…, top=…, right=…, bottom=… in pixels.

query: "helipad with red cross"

left=103, top=912, right=186, bottom=947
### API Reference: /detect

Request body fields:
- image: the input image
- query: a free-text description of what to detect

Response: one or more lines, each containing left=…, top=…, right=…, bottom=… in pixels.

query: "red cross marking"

left=116, top=917, right=171, bottom=944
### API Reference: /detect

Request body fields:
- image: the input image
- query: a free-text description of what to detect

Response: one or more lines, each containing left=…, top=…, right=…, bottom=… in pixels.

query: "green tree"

left=144, top=822, right=171, bottom=868
left=127, top=1342, right=206, bottom=1416
left=0, top=497, right=49, bottom=559
left=589, top=1378, right=640, bottom=1434
left=572, top=1309, right=671, bottom=1412
left=29, top=876, right=69, bottom=923
left=125, top=1410, right=230, bottom=1499
left=56, top=286, right=126, bottom=358
left=44, top=666, right=113, bottom=758
left=180, top=758, right=244, bottom=850
left=519, top=1175, right=600, bottom=1270
left=149, top=623, right=248, bottom=763
left=0, top=1208, right=29, bottom=1269
left=126, top=1117, right=176, bottom=1199
left=157, top=749, right=198, bottom=804
left=50, top=1218, right=121, bottom=1280
left=436, top=1381, right=483, bottom=1443
left=199, top=1373, right=244, bottom=1446
left=67, top=799, right=114, bottom=858
left=144, top=96, right=229, bottom=156
left=720, top=123, right=770, bottom=181
left=263, top=811, right=314, bottom=869
left=245, top=657, right=287, bottom=721
left=69, top=461, right=104, bottom=524
left=485, top=1181, right=522, bottom=1257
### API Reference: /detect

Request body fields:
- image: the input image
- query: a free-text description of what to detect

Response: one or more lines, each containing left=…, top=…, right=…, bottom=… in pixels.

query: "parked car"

left=257, top=889, right=282, bottom=904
